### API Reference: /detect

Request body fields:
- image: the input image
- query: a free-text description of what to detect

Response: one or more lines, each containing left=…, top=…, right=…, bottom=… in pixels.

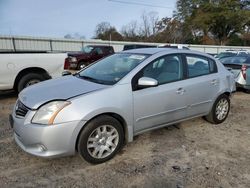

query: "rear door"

left=132, top=54, right=188, bottom=133
left=184, top=55, right=220, bottom=117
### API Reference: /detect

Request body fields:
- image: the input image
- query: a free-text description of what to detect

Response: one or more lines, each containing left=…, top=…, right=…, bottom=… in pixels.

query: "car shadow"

left=236, top=87, right=250, bottom=94
left=0, top=90, right=17, bottom=100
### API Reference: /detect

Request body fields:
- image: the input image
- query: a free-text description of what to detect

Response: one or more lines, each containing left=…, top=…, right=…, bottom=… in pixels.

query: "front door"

left=132, top=54, right=188, bottom=133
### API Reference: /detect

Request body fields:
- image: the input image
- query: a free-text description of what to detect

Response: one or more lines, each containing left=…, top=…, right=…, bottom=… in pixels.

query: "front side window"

left=186, top=56, right=210, bottom=78
left=77, top=53, right=148, bottom=85
left=141, top=55, right=183, bottom=85
left=82, top=46, right=94, bottom=53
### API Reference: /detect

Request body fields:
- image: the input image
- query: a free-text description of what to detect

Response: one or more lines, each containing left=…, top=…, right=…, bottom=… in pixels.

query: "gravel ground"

left=0, top=91, right=249, bottom=188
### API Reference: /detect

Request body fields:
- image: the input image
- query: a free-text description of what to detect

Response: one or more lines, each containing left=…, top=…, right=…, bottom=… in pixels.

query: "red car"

left=64, top=45, right=114, bottom=70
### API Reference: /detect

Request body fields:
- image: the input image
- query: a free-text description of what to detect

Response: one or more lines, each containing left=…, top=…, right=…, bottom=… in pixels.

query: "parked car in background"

left=207, top=53, right=218, bottom=57
left=220, top=55, right=250, bottom=92
left=158, top=44, right=190, bottom=50
left=10, top=48, right=235, bottom=164
left=65, top=45, right=114, bottom=70
left=215, top=50, right=249, bottom=59
left=123, top=44, right=157, bottom=51
left=0, top=52, right=67, bottom=92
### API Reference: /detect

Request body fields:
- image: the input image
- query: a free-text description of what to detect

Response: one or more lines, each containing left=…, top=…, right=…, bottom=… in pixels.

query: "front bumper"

left=10, top=112, right=85, bottom=158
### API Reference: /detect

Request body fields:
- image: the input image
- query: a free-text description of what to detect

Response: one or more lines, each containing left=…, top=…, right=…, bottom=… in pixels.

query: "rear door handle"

left=176, top=88, right=185, bottom=95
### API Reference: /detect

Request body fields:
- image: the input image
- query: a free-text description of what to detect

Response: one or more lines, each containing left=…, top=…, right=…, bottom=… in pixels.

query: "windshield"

left=81, top=46, right=94, bottom=53
left=216, top=52, right=236, bottom=59
left=220, top=56, right=248, bottom=64
left=76, top=53, right=148, bottom=85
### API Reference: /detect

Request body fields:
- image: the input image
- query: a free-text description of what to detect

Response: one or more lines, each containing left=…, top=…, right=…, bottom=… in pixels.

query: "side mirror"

left=138, top=77, right=158, bottom=88
left=62, top=71, right=72, bottom=76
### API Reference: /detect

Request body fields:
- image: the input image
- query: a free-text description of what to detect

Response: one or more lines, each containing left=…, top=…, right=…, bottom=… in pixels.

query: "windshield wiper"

left=76, top=74, right=114, bottom=85
left=78, top=75, right=108, bottom=84
left=80, top=75, right=97, bottom=81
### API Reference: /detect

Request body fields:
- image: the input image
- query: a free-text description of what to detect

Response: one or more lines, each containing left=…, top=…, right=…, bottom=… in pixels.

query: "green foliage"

left=227, top=34, right=244, bottom=46
left=93, top=1, right=250, bottom=46
left=175, top=0, right=250, bottom=45
left=94, top=22, right=123, bottom=41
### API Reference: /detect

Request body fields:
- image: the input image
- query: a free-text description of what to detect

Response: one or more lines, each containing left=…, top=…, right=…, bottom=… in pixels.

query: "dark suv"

left=64, top=45, right=114, bottom=70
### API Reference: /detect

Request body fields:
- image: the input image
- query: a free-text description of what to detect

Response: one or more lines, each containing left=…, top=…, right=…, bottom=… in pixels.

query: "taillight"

left=64, top=58, right=70, bottom=70
left=241, top=64, right=247, bottom=80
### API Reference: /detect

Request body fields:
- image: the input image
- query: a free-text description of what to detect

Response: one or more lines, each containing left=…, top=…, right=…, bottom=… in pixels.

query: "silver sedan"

left=10, top=48, right=235, bottom=163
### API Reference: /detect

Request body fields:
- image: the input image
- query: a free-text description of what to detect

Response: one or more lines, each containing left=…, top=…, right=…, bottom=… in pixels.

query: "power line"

left=108, top=0, right=173, bottom=9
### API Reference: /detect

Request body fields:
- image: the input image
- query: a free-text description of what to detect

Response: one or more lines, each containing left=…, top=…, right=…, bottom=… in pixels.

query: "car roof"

left=120, top=47, right=185, bottom=55
left=88, top=45, right=113, bottom=48
left=119, top=47, right=206, bottom=56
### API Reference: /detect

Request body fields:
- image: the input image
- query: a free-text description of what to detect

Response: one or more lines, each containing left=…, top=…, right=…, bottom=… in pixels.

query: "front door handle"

left=176, top=88, right=185, bottom=95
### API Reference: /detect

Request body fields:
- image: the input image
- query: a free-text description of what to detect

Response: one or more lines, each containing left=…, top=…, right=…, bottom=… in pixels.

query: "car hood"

left=19, top=75, right=109, bottom=109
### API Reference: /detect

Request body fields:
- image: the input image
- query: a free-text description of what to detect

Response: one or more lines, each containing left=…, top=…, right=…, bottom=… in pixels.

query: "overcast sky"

left=0, top=0, right=176, bottom=39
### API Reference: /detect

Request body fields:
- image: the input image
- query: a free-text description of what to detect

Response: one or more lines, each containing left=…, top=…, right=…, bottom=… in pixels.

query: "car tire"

left=77, top=115, right=124, bottom=164
left=17, top=73, right=45, bottom=93
left=205, top=94, right=230, bottom=124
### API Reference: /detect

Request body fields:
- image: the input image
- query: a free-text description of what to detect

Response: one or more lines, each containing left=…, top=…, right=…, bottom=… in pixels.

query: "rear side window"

left=186, top=55, right=217, bottom=78
left=104, top=47, right=114, bottom=53
left=95, top=48, right=104, bottom=55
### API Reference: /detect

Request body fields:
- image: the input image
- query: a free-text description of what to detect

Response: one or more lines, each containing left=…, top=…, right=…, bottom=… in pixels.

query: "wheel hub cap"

left=215, top=98, right=229, bottom=120
left=87, top=125, right=119, bottom=159
left=25, top=79, right=40, bottom=87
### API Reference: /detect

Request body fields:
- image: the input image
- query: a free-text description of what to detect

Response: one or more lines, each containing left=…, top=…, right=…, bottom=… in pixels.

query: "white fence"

left=1, top=35, right=250, bottom=54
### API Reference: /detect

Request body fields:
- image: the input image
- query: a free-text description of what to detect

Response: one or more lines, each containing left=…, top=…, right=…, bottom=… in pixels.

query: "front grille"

left=15, top=100, right=29, bottom=117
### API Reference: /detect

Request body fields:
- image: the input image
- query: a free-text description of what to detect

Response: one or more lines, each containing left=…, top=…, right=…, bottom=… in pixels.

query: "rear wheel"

left=77, top=115, right=124, bottom=164
left=17, top=73, right=45, bottom=93
left=205, top=94, right=230, bottom=124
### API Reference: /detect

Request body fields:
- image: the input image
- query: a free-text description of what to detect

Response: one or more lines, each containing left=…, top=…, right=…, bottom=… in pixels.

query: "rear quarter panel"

left=216, top=61, right=236, bottom=96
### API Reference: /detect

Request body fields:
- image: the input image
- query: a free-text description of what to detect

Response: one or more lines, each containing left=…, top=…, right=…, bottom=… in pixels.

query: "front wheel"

left=205, top=94, right=230, bottom=124
left=77, top=115, right=124, bottom=164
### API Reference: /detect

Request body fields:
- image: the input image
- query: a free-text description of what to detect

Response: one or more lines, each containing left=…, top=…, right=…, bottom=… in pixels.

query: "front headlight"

left=32, top=101, right=71, bottom=125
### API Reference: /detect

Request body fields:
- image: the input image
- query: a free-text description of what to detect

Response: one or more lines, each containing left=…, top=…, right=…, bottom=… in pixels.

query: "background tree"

left=94, top=22, right=123, bottom=41
left=64, top=33, right=85, bottom=39
left=139, top=11, right=159, bottom=41
left=120, top=21, right=140, bottom=41
left=90, top=1, right=250, bottom=46
left=174, top=0, right=250, bottom=45
left=154, top=17, right=193, bottom=43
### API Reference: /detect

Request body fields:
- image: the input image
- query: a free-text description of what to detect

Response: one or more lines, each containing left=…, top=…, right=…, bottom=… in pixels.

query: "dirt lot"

left=0, top=91, right=249, bottom=188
